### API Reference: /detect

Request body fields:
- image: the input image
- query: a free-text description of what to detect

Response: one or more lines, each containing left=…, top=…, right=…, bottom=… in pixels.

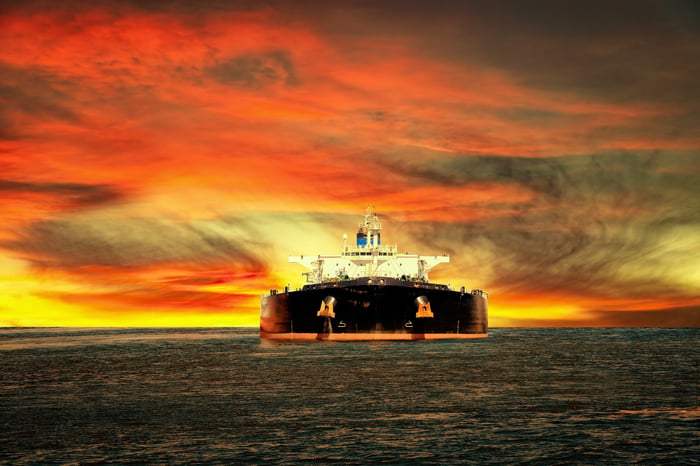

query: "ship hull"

left=260, top=277, right=487, bottom=340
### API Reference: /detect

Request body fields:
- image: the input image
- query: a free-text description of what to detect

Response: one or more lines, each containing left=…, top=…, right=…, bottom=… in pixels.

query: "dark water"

left=1, top=328, right=697, bottom=464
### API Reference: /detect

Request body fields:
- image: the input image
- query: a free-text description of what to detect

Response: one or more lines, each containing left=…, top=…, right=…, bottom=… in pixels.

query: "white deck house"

left=289, top=207, right=449, bottom=284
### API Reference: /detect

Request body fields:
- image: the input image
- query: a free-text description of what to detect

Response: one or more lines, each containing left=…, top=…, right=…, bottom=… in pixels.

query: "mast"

left=357, top=205, right=382, bottom=249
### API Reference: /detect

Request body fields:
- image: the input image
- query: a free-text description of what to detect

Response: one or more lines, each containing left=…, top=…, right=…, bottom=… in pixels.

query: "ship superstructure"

left=260, top=207, right=488, bottom=340
left=289, top=207, right=448, bottom=284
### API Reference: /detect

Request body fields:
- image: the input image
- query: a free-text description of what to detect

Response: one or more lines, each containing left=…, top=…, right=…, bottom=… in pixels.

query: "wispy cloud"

left=3, top=217, right=268, bottom=271
left=0, top=179, right=126, bottom=209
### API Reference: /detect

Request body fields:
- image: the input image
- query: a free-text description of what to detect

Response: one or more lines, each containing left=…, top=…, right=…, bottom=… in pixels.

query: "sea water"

left=0, top=328, right=697, bottom=464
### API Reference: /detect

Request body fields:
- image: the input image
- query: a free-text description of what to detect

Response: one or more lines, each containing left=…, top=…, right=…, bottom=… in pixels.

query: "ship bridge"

left=289, top=207, right=449, bottom=284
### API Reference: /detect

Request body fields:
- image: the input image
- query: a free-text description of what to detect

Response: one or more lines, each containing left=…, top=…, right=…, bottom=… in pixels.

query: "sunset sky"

left=1, top=0, right=699, bottom=327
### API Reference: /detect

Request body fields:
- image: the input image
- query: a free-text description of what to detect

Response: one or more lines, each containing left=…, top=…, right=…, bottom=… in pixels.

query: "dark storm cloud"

left=2, top=217, right=268, bottom=272
left=382, top=149, right=699, bottom=299
left=0, top=114, right=18, bottom=142
left=360, top=0, right=700, bottom=107
left=0, top=63, right=80, bottom=124
left=1, top=0, right=268, bottom=15
left=479, top=0, right=700, bottom=106
left=385, top=149, right=698, bottom=208
left=411, top=212, right=697, bottom=301
left=238, top=0, right=700, bottom=112
left=6, top=0, right=698, bottom=109
left=206, top=51, right=299, bottom=88
left=0, top=179, right=126, bottom=208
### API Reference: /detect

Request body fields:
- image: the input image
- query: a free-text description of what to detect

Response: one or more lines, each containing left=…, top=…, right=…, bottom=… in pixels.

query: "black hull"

left=260, top=277, right=488, bottom=340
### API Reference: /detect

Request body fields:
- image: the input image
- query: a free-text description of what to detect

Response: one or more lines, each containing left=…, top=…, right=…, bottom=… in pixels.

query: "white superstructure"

left=289, top=207, right=449, bottom=284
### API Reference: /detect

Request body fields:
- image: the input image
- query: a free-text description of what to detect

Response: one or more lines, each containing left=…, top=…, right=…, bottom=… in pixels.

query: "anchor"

left=317, top=296, right=337, bottom=318
left=415, top=296, right=434, bottom=318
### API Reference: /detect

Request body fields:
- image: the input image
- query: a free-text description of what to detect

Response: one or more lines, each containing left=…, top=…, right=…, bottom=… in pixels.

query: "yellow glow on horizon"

left=0, top=265, right=262, bottom=328
left=487, top=297, right=583, bottom=326
left=0, top=289, right=96, bottom=328
left=0, top=290, right=261, bottom=328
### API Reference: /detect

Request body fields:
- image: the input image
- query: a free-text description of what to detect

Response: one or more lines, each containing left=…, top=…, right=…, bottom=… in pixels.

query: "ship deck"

left=300, top=276, right=453, bottom=292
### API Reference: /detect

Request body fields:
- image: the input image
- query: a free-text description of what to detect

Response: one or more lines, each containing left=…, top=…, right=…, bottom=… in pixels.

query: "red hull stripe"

left=260, top=331, right=488, bottom=341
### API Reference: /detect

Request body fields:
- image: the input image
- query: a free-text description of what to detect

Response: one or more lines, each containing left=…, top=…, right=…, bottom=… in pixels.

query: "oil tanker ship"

left=260, top=207, right=488, bottom=340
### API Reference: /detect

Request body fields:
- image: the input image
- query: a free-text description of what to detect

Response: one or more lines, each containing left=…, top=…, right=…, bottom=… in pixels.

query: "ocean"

left=0, top=328, right=697, bottom=464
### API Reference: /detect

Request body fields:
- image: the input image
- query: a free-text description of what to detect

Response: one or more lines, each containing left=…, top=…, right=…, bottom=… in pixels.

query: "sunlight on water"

left=0, top=328, right=244, bottom=350
left=616, top=407, right=700, bottom=420
left=0, top=328, right=697, bottom=464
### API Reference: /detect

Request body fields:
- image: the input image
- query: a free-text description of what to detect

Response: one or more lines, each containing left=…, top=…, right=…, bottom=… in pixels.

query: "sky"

left=1, top=0, right=699, bottom=327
